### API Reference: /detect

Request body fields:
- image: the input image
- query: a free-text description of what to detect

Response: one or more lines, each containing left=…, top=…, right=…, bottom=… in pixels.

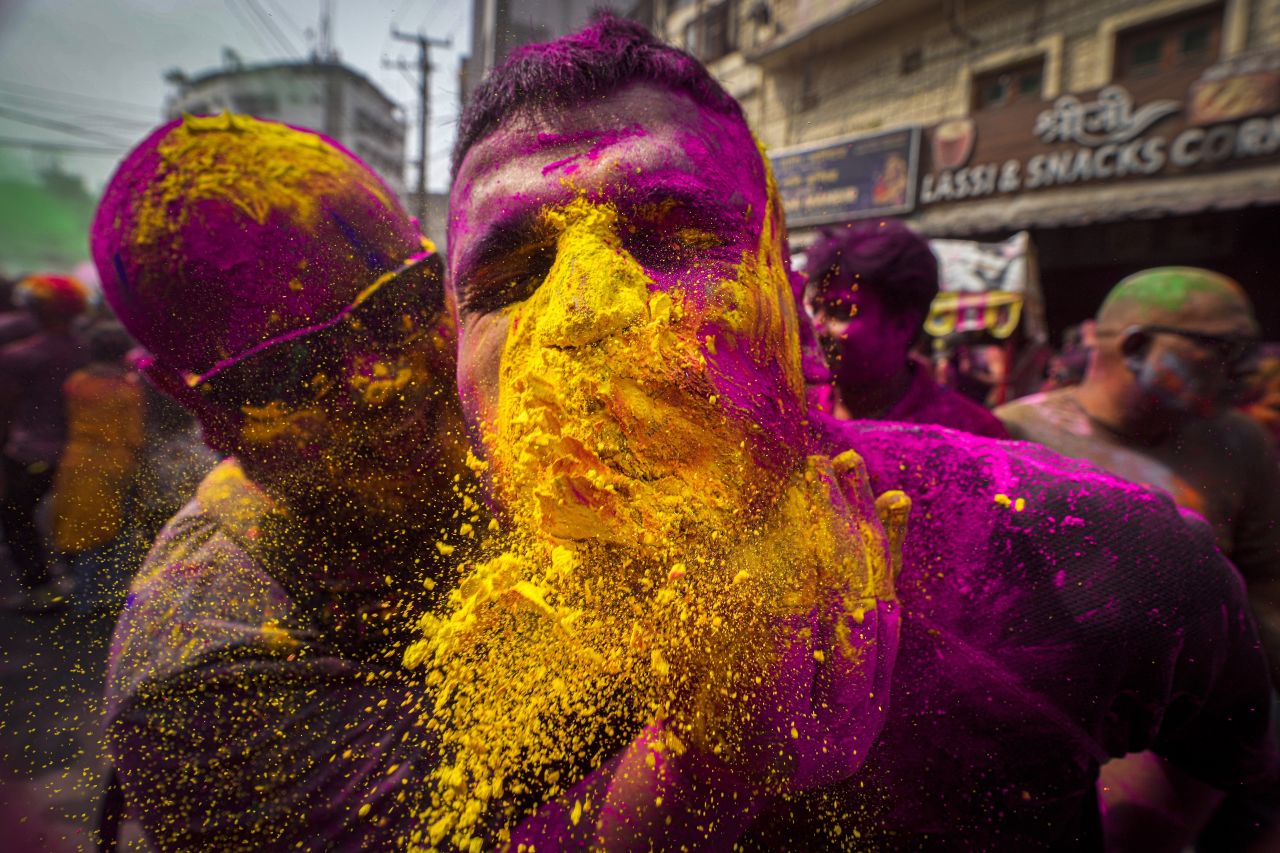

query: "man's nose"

left=533, top=221, right=648, bottom=349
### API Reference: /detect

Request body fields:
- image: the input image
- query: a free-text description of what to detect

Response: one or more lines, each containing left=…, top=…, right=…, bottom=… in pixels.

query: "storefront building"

left=652, top=0, right=1280, bottom=338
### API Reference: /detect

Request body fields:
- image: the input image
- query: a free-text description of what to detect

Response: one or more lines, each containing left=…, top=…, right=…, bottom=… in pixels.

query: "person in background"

left=0, top=273, right=89, bottom=610
left=997, top=267, right=1280, bottom=850
left=0, top=274, right=38, bottom=346
left=1040, top=321, right=1094, bottom=392
left=805, top=220, right=1008, bottom=438
left=50, top=321, right=145, bottom=614
left=997, top=267, right=1279, bottom=678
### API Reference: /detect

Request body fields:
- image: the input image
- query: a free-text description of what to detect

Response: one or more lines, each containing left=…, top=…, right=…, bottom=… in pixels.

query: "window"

left=232, top=92, right=280, bottom=116
left=972, top=57, right=1045, bottom=110
left=1115, top=4, right=1222, bottom=79
left=684, top=1, right=734, bottom=62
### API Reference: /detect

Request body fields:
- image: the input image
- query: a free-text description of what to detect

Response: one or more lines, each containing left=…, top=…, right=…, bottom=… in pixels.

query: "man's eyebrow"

left=615, top=184, right=747, bottom=233
left=458, top=181, right=751, bottom=278
left=456, top=210, right=549, bottom=279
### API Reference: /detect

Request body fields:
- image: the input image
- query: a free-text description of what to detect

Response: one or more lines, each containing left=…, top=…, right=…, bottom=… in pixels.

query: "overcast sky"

left=0, top=0, right=472, bottom=194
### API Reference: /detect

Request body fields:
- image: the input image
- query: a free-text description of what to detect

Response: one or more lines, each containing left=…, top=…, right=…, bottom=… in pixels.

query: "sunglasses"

left=1132, top=324, right=1259, bottom=366
left=191, top=253, right=445, bottom=409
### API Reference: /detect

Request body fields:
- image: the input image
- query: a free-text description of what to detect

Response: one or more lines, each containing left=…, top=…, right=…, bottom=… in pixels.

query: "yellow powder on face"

left=405, top=190, right=899, bottom=849
left=488, top=195, right=795, bottom=555
left=237, top=329, right=468, bottom=518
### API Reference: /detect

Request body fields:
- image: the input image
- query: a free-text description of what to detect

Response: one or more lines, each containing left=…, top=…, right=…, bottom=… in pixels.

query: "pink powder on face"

left=449, top=84, right=805, bottom=465
left=539, top=124, right=649, bottom=175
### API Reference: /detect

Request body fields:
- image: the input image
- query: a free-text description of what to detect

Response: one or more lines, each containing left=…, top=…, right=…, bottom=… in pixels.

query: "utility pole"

left=388, top=28, right=450, bottom=227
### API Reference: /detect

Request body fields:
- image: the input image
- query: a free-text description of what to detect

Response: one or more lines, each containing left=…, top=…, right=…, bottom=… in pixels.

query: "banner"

left=925, top=231, right=1046, bottom=343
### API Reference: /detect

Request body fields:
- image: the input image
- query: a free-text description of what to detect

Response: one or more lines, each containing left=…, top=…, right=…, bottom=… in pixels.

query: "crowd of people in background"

left=0, top=273, right=216, bottom=614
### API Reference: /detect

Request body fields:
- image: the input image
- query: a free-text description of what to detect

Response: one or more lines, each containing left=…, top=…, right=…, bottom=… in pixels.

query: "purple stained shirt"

left=734, top=418, right=1278, bottom=850
left=105, top=436, right=1276, bottom=850
left=105, top=461, right=441, bottom=849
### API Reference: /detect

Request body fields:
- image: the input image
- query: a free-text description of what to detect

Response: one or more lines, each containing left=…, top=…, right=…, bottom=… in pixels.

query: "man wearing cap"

left=997, top=267, right=1280, bottom=848
left=997, top=268, right=1280, bottom=681
left=0, top=273, right=89, bottom=609
left=91, top=113, right=475, bottom=848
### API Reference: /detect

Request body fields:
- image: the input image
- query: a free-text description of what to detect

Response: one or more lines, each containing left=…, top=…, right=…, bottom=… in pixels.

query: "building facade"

left=165, top=59, right=408, bottom=199
left=654, top=0, right=1280, bottom=337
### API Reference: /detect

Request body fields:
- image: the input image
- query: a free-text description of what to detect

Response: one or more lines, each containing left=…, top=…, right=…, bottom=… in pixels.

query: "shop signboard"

left=917, top=54, right=1280, bottom=206
left=769, top=126, right=920, bottom=226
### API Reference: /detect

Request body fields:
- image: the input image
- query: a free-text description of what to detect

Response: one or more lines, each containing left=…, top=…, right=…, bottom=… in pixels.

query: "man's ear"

left=142, top=360, right=241, bottom=456
left=1120, top=326, right=1151, bottom=375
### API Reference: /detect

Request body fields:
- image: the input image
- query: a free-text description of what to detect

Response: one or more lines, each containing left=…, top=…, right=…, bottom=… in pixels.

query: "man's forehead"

left=1180, top=289, right=1260, bottom=335
left=460, top=84, right=687, bottom=175
left=450, top=84, right=764, bottom=252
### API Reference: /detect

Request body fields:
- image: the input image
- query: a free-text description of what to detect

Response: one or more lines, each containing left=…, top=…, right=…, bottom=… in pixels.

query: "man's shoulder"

left=891, top=365, right=1008, bottom=438
left=821, top=413, right=1136, bottom=494
left=106, top=464, right=299, bottom=720
left=1205, top=408, right=1280, bottom=458
left=819, top=414, right=1203, bottom=572
left=994, top=388, right=1081, bottom=436
left=928, top=383, right=1009, bottom=437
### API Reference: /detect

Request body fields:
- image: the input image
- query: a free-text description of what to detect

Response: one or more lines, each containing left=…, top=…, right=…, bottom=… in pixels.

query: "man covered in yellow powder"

left=90, top=114, right=478, bottom=849
left=431, top=16, right=1278, bottom=851
left=407, top=13, right=905, bottom=849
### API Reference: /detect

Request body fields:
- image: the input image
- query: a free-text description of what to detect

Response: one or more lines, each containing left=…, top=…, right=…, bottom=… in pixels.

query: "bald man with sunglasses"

left=999, top=268, right=1279, bottom=677
left=999, top=267, right=1280, bottom=850
left=90, top=115, right=477, bottom=849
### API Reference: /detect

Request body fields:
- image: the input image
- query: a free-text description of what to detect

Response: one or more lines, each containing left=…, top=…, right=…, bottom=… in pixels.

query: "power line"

left=0, top=136, right=125, bottom=155
left=432, top=1, right=471, bottom=46
left=0, top=93, right=156, bottom=131
left=225, top=0, right=276, bottom=58
left=0, top=104, right=131, bottom=146
left=0, top=79, right=157, bottom=116
left=261, top=0, right=307, bottom=41
left=388, top=27, right=451, bottom=222
left=244, top=0, right=302, bottom=57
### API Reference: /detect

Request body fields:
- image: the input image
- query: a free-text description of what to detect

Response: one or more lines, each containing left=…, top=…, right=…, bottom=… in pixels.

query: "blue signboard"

left=769, top=126, right=921, bottom=227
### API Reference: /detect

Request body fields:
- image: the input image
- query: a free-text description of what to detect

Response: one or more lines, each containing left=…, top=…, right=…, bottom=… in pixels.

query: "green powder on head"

left=1099, top=266, right=1237, bottom=319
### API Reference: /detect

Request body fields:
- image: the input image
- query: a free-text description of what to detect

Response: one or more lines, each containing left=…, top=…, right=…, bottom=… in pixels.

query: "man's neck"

left=1073, top=380, right=1175, bottom=445
left=836, top=363, right=914, bottom=420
